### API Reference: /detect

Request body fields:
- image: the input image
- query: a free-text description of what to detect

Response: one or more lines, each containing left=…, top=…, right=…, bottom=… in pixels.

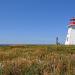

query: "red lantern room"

left=69, top=17, right=75, bottom=26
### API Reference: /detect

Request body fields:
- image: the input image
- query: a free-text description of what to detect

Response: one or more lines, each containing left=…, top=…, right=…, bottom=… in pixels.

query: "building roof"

left=69, top=17, right=75, bottom=26
left=70, top=18, right=75, bottom=21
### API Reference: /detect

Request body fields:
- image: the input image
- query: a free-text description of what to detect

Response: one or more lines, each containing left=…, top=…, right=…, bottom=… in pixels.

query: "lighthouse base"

left=65, top=26, right=75, bottom=45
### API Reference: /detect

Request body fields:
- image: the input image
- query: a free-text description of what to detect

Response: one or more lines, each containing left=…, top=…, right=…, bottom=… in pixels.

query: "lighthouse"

left=65, top=17, right=75, bottom=45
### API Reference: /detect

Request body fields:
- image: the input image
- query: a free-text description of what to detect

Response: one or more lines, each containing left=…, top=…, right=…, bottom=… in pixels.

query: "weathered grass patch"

left=0, top=45, right=75, bottom=75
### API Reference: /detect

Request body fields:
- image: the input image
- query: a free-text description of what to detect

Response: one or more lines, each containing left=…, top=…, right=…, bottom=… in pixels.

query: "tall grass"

left=0, top=45, right=75, bottom=75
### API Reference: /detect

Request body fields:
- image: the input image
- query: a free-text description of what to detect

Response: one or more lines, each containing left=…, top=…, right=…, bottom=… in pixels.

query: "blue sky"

left=0, top=0, right=75, bottom=44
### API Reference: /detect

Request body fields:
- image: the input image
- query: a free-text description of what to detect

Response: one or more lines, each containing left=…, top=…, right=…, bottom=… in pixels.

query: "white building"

left=65, top=18, right=75, bottom=45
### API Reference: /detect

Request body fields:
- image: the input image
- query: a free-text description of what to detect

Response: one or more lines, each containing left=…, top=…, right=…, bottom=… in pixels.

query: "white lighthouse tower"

left=65, top=17, right=75, bottom=45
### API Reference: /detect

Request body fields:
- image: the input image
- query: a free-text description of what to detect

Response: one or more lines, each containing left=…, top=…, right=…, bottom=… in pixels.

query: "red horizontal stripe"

left=69, top=22, right=75, bottom=25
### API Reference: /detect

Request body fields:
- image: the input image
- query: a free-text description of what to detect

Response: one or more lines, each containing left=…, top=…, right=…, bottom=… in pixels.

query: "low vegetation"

left=0, top=45, right=75, bottom=75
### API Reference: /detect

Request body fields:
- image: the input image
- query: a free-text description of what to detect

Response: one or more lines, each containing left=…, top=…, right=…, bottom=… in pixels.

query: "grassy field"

left=0, top=45, right=75, bottom=75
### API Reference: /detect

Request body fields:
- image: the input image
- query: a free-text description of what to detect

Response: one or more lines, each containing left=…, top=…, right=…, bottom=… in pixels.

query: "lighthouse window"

left=67, top=37, right=68, bottom=41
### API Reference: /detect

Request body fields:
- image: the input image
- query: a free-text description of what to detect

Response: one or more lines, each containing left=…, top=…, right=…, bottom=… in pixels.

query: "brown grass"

left=0, top=45, right=75, bottom=75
